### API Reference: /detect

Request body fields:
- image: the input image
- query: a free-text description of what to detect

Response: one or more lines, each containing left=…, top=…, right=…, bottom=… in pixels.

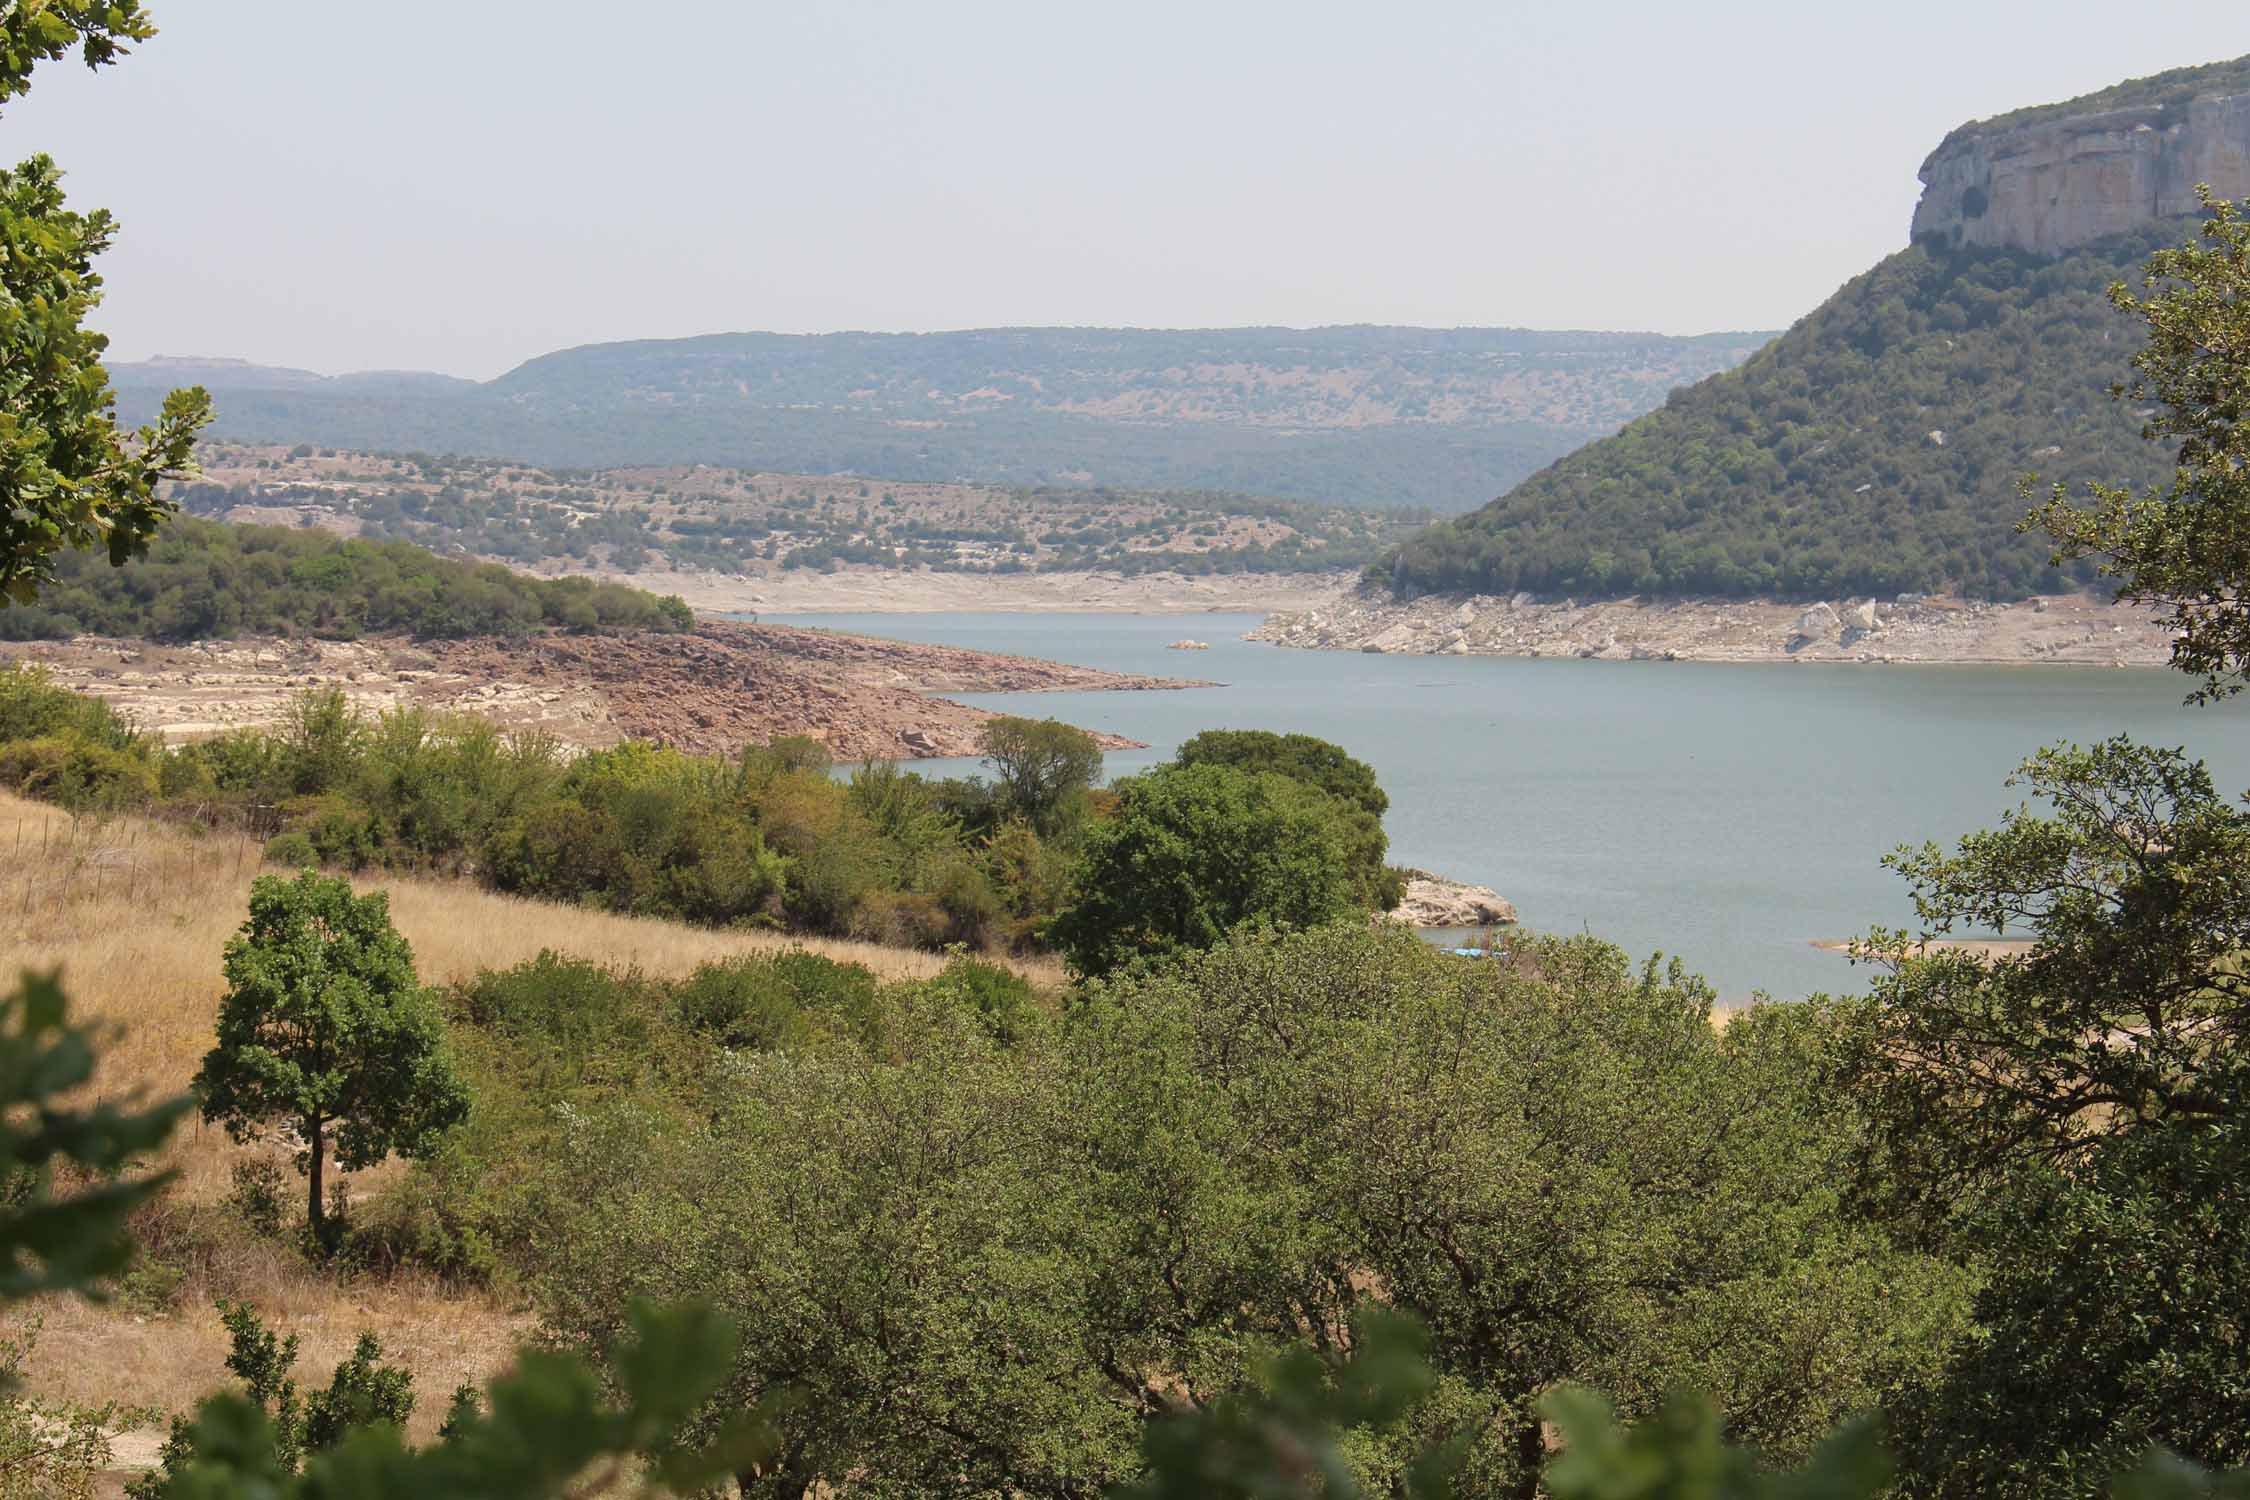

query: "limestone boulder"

left=1394, top=876, right=1519, bottom=928
left=1791, top=602, right=1840, bottom=645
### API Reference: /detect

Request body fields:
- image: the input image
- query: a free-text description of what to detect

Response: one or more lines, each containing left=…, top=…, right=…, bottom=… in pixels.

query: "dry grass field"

left=0, top=788, right=1061, bottom=1458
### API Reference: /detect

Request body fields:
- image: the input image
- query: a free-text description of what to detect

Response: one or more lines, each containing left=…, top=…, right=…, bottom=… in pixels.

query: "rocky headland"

left=1914, top=73, right=2250, bottom=256
left=3, top=620, right=1207, bottom=761
left=1248, top=586, right=2177, bottom=667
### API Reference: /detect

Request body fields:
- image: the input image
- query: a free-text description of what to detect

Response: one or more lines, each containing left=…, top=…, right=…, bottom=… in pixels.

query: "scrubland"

left=0, top=789, right=1058, bottom=1446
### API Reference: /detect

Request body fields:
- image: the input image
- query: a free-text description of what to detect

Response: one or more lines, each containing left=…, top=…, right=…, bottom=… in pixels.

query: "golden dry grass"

left=0, top=788, right=1062, bottom=1445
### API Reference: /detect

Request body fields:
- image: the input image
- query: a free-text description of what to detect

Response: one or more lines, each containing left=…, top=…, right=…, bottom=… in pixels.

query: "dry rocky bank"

left=2, top=620, right=1205, bottom=761
left=1248, top=585, right=2177, bottom=667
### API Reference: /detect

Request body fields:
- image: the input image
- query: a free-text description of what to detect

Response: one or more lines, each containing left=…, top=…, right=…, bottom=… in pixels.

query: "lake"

left=767, top=610, right=2250, bottom=1001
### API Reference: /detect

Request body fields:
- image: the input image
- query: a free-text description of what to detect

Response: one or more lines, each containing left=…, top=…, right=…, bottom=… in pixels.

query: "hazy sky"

left=13, top=0, right=2249, bottom=379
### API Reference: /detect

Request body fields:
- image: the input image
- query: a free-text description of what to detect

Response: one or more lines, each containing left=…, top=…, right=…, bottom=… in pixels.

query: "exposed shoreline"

left=1, top=621, right=1208, bottom=762
left=602, top=564, right=1358, bottom=616
left=1247, top=585, right=2179, bottom=668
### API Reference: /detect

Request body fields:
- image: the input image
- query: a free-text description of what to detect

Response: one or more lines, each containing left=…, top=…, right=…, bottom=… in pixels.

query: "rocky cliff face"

left=1913, top=88, right=2250, bottom=256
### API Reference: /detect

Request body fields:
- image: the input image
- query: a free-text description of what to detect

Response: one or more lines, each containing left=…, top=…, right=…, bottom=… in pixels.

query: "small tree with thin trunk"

left=195, top=871, right=468, bottom=1249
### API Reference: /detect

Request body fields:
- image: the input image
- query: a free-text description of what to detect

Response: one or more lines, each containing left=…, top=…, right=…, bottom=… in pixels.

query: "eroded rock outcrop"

left=1913, top=82, right=2250, bottom=256
left=1393, top=876, right=1518, bottom=929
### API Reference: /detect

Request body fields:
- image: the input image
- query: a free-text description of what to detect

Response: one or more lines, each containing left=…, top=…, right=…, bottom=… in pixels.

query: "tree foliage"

left=2031, top=188, right=2250, bottom=700
left=1170, top=729, right=1403, bottom=909
left=0, top=969, right=184, bottom=1297
left=1050, top=764, right=1366, bottom=976
left=1171, top=729, right=1389, bottom=820
left=539, top=923, right=1969, bottom=1499
left=193, top=872, right=469, bottom=1245
left=0, top=516, right=694, bottom=641
left=1849, top=738, right=2249, bottom=1194
left=0, top=0, right=210, bottom=602
left=1847, top=740, right=2250, bottom=1496
left=978, top=715, right=1105, bottom=837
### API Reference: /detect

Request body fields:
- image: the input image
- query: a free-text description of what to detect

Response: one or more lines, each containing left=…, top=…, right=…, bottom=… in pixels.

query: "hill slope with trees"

left=0, top=517, right=692, bottom=641
left=1382, top=221, right=2186, bottom=601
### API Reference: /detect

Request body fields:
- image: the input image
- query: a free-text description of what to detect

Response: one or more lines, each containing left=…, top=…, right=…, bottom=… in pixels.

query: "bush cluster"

left=353, top=946, right=1017, bottom=1286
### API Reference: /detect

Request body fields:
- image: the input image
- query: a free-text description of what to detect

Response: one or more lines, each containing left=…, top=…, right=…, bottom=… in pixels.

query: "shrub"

left=850, top=888, right=954, bottom=950
left=923, top=956, right=1040, bottom=1044
left=764, top=950, right=883, bottom=1047
left=982, top=819, right=1073, bottom=923
left=0, top=663, right=142, bottom=749
left=275, top=794, right=380, bottom=870
left=262, top=831, right=319, bottom=868
left=668, top=958, right=815, bottom=1052
left=0, top=732, right=158, bottom=808
left=226, top=1157, right=290, bottom=1239
left=452, top=951, right=662, bottom=1058
left=931, top=853, right=1005, bottom=950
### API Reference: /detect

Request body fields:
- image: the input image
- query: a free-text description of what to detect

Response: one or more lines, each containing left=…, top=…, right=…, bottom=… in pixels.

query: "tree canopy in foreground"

left=2031, top=187, right=2250, bottom=701
left=0, top=0, right=210, bottom=602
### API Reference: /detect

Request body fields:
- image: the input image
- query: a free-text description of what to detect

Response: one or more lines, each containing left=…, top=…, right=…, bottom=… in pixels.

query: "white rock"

left=1393, top=877, right=1519, bottom=928
left=1364, top=623, right=1419, bottom=653
left=1794, top=602, right=1841, bottom=640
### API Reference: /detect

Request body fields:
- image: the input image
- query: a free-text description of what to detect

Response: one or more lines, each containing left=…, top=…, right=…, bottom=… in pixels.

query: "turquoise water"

left=767, top=611, right=2250, bottom=1001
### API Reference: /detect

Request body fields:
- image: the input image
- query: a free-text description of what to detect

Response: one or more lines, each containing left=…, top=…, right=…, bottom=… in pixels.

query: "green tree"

left=1848, top=739, right=2248, bottom=1196
left=1050, top=762, right=1363, bottom=977
left=979, top=715, right=1104, bottom=837
left=1066, top=925, right=1965, bottom=1500
left=2032, top=189, right=2250, bottom=702
left=1170, top=729, right=1403, bottom=909
left=1845, top=739, right=2250, bottom=1496
left=193, top=872, right=470, bottom=1247
left=0, top=1, right=210, bottom=602
left=1172, top=728, right=1389, bottom=819
left=540, top=924, right=1967, bottom=1498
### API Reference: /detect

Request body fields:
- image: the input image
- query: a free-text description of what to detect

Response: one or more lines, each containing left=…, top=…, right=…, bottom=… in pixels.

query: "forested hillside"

left=0, top=518, right=692, bottom=642
left=109, top=325, right=1771, bottom=509
left=1384, top=222, right=2185, bottom=600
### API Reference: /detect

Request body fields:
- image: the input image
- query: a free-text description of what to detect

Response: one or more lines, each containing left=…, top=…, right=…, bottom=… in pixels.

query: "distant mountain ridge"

left=120, top=356, right=480, bottom=396
left=109, top=324, right=1772, bottom=510
left=1383, top=56, right=2238, bottom=602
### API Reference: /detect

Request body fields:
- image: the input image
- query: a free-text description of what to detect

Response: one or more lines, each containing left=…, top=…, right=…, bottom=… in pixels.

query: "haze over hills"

left=108, top=325, right=1771, bottom=511
left=1383, top=55, right=2250, bottom=603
